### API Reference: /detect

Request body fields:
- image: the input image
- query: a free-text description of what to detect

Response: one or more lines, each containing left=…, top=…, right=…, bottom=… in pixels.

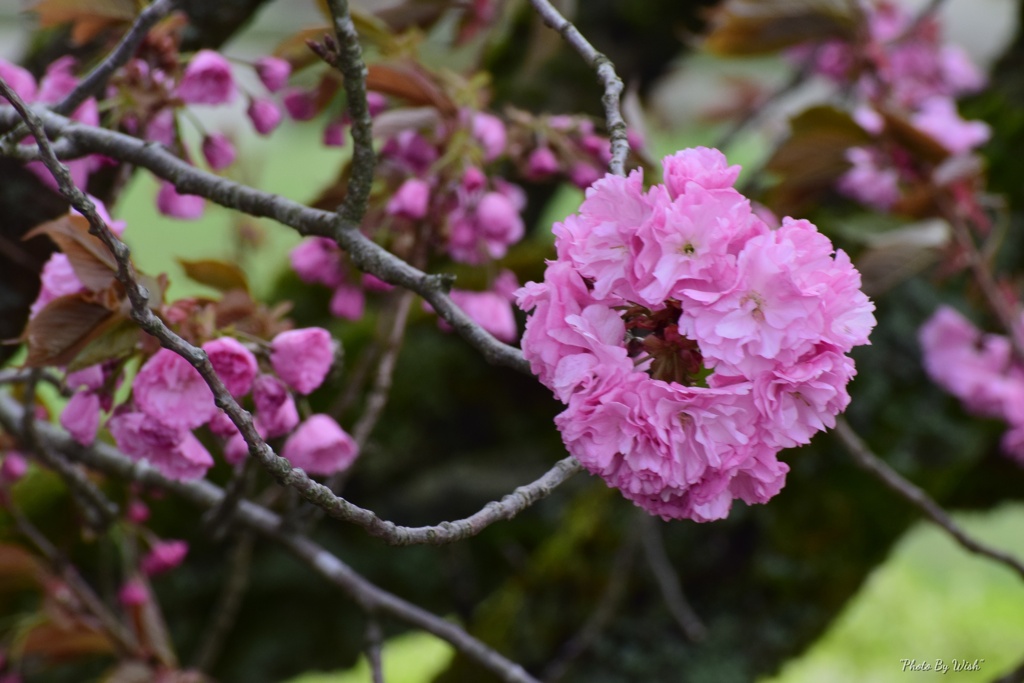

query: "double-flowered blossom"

left=517, top=148, right=876, bottom=521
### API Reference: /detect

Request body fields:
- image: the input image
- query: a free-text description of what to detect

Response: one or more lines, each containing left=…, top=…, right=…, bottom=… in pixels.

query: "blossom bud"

left=201, top=133, right=236, bottom=170
left=247, top=98, right=283, bottom=135
left=141, top=540, right=188, bottom=576
left=386, top=178, right=430, bottom=220
left=156, top=182, right=205, bottom=220
left=254, top=56, right=291, bottom=93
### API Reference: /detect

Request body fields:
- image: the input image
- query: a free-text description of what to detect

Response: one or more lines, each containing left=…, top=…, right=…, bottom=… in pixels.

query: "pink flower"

left=470, top=111, right=506, bottom=161
left=247, top=98, right=282, bottom=135
left=36, top=56, right=77, bottom=104
left=254, top=56, right=291, bottom=93
left=108, top=412, right=214, bottom=481
left=270, top=328, right=335, bottom=395
left=441, top=289, right=518, bottom=343
left=568, top=162, right=603, bottom=190
left=911, top=97, right=991, bottom=155
left=662, top=147, right=741, bottom=196
left=208, top=410, right=240, bottom=438
left=329, top=284, right=365, bottom=320
left=203, top=337, right=258, bottom=397
left=517, top=147, right=875, bottom=520
left=381, top=131, right=437, bottom=174
left=133, top=349, right=217, bottom=430
left=290, top=237, right=344, bottom=287
left=282, top=415, right=358, bottom=476
left=201, top=133, right=236, bottom=170
left=177, top=50, right=236, bottom=105
left=252, top=374, right=299, bottom=438
left=838, top=147, right=901, bottom=210
left=30, top=253, right=84, bottom=318
left=0, top=59, right=37, bottom=102
left=283, top=88, right=317, bottom=121
left=60, top=391, right=101, bottom=446
left=447, top=191, right=524, bottom=264
left=145, top=109, right=177, bottom=147
left=141, top=540, right=188, bottom=576
left=156, top=182, right=205, bottom=220
left=386, top=178, right=430, bottom=219
left=526, top=147, right=559, bottom=178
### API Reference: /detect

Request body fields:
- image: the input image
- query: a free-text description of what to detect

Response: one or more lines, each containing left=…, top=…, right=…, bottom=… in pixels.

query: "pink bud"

left=282, top=414, right=358, bottom=476
left=270, top=328, right=335, bottom=395
left=330, top=284, right=365, bottom=321
left=323, top=118, right=346, bottom=147
left=177, top=50, right=236, bottom=105
left=254, top=56, right=291, bottom=93
left=127, top=500, right=150, bottom=524
left=568, top=162, right=602, bottom=190
left=470, top=111, right=506, bottom=161
left=247, top=98, right=282, bottom=135
left=526, top=147, right=559, bottom=178
left=156, top=182, right=205, bottom=220
left=118, top=578, right=149, bottom=607
left=141, top=540, right=188, bottom=576
left=283, top=88, right=317, bottom=121
left=0, top=453, right=27, bottom=484
left=201, top=133, right=236, bottom=170
left=461, top=166, right=487, bottom=193
left=386, top=178, right=430, bottom=219
left=291, top=237, right=344, bottom=288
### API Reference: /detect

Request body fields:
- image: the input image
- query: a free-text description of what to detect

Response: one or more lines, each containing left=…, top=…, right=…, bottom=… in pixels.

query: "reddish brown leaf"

left=25, top=215, right=118, bottom=292
left=764, top=105, right=872, bottom=216
left=20, top=618, right=115, bottom=661
left=29, top=0, right=138, bottom=44
left=0, top=543, right=46, bottom=590
left=367, top=63, right=456, bottom=116
left=177, top=259, right=249, bottom=294
left=24, top=294, right=122, bottom=368
left=881, top=109, right=951, bottom=165
left=704, top=0, right=860, bottom=56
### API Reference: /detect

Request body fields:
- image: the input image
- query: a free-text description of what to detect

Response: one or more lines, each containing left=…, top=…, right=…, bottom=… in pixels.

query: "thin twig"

left=0, top=393, right=540, bottom=683
left=835, top=417, right=1024, bottom=581
left=0, top=104, right=528, bottom=373
left=525, top=0, right=629, bottom=176
left=365, top=613, right=386, bottom=683
left=541, top=525, right=638, bottom=682
left=638, top=514, right=706, bottom=642
left=191, top=529, right=256, bottom=672
left=324, top=0, right=376, bottom=224
left=3, top=493, right=139, bottom=656
left=57, top=0, right=179, bottom=117
left=353, top=289, right=414, bottom=447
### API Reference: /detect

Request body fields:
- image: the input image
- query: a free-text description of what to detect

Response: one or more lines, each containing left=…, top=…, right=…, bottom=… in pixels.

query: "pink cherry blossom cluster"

left=919, top=306, right=1024, bottom=463
left=289, top=107, right=525, bottom=335
left=105, top=48, right=292, bottom=219
left=516, top=148, right=876, bottom=522
left=793, top=1, right=989, bottom=211
left=511, top=113, right=622, bottom=190
left=59, top=328, right=356, bottom=482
